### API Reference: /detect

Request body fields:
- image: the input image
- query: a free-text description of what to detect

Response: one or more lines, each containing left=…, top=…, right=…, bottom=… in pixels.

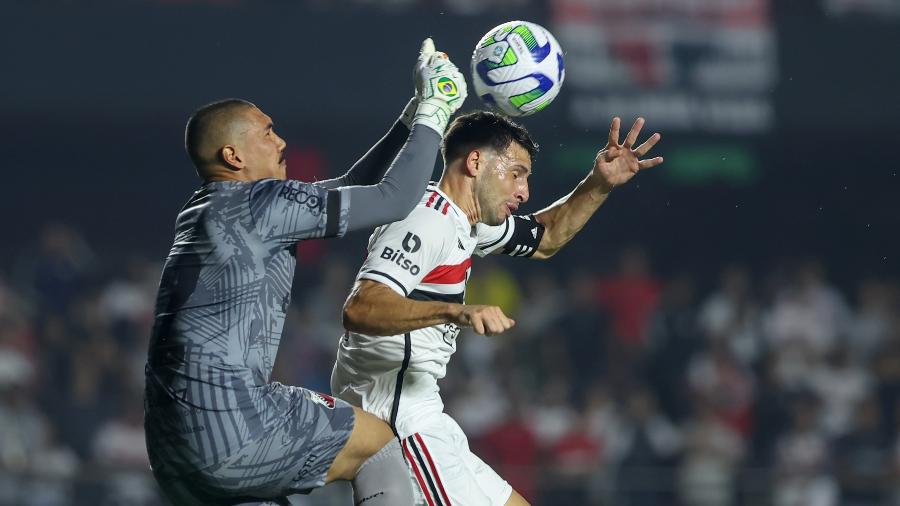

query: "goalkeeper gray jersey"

left=144, top=178, right=349, bottom=472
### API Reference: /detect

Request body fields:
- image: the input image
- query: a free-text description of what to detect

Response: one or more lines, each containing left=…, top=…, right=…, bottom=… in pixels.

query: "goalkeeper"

left=144, top=39, right=465, bottom=505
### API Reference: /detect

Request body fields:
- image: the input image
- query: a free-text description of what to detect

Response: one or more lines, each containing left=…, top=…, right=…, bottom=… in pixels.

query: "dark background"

left=3, top=2, right=898, bottom=282
left=2, top=1, right=900, bottom=505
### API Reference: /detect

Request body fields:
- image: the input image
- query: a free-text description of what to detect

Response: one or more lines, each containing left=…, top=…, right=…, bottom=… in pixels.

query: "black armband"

left=500, top=215, right=545, bottom=257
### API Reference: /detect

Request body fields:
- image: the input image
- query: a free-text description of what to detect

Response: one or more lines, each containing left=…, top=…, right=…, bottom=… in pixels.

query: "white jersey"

left=332, top=183, right=544, bottom=436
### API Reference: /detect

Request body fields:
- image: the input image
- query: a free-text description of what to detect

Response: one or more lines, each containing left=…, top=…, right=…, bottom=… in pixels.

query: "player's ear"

left=464, top=149, right=481, bottom=177
left=220, top=145, right=244, bottom=170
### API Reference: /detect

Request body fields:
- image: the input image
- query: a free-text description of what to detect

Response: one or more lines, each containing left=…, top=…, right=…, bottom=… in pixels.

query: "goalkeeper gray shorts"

left=150, top=387, right=355, bottom=505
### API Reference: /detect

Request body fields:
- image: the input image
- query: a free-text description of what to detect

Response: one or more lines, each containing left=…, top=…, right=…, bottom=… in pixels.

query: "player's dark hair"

left=184, top=98, right=255, bottom=168
left=441, top=111, right=538, bottom=164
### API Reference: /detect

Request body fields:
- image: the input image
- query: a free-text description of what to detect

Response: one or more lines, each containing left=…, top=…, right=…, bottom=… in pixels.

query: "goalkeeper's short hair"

left=184, top=98, right=255, bottom=170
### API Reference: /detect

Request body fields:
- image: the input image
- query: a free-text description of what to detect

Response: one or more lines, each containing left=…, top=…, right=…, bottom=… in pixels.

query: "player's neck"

left=437, top=173, right=480, bottom=226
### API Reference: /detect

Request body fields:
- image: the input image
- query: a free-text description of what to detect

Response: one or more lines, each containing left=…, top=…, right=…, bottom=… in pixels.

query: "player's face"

left=475, top=141, right=531, bottom=226
left=235, top=106, right=288, bottom=180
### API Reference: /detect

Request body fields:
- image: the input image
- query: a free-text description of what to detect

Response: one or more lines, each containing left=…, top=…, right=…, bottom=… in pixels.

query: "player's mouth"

left=505, top=202, right=518, bottom=216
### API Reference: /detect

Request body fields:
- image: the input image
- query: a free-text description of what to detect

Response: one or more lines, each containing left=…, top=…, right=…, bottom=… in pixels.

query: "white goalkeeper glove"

left=402, top=38, right=467, bottom=135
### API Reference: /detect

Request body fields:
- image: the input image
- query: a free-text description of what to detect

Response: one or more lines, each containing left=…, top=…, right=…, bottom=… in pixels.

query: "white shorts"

left=399, top=413, right=513, bottom=506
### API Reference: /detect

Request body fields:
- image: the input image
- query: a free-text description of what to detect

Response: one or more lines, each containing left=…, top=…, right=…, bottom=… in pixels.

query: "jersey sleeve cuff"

left=358, top=270, right=410, bottom=297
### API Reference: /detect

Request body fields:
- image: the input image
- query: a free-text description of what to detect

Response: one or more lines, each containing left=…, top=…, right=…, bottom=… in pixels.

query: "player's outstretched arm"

left=530, top=116, right=663, bottom=259
left=343, top=280, right=514, bottom=336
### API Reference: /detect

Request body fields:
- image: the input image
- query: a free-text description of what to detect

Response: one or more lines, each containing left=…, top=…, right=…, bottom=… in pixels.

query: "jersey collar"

left=426, top=182, right=470, bottom=230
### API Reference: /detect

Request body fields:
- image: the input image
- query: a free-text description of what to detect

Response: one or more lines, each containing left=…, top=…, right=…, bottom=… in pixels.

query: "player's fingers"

left=634, top=132, right=661, bottom=157
left=480, top=308, right=505, bottom=335
left=471, top=317, right=486, bottom=335
left=607, top=117, right=621, bottom=146
left=420, top=37, right=435, bottom=56
left=480, top=311, right=500, bottom=335
left=638, top=156, right=665, bottom=170
left=624, top=117, right=645, bottom=149
left=494, top=309, right=516, bottom=334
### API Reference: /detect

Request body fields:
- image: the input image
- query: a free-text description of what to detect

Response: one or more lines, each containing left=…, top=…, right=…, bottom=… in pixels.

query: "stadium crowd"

left=2, top=223, right=899, bottom=506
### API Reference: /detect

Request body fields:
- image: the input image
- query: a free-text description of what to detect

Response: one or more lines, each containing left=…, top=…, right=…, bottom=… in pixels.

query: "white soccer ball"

left=471, top=20, right=565, bottom=117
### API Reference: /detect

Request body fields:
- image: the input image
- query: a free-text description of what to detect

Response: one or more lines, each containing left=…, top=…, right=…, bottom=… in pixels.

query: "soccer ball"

left=471, top=21, right=565, bottom=117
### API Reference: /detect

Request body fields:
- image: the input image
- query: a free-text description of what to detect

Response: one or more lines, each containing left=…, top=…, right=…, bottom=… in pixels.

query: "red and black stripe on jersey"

left=407, top=257, right=471, bottom=304
left=424, top=190, right=451, bottom=215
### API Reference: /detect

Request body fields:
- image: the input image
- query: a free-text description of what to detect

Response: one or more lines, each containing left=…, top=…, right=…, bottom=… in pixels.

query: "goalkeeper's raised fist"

left=409, top=37, right=467, bottom=135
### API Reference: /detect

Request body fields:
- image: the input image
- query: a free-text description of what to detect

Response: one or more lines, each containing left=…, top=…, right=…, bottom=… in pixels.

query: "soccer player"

left=332, top=112, right=663, bottom=505
left=143, top=39, right=466, bottom=505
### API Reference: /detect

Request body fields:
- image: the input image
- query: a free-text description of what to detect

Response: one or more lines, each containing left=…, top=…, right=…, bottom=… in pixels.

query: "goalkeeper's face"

left=474, top=141, right=531, bottom=226
left=234, top=106, right=288, bottom=180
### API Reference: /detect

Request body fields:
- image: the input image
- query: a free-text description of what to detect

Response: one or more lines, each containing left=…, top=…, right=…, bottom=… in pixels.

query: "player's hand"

left=454, top=305, right=515, bottom=336
left=411, top=37, right=468, bottom=135
left=592, top=117, right=664, bottom=194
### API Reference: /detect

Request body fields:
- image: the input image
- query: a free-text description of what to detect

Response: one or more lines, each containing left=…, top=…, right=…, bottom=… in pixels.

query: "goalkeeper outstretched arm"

left=316, top=99, right=416, bottom=190
left=323, top=38, right=468, bottom=232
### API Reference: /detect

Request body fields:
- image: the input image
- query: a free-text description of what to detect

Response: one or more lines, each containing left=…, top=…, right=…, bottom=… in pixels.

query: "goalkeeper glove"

left=407, top=38, right=467, bottom=135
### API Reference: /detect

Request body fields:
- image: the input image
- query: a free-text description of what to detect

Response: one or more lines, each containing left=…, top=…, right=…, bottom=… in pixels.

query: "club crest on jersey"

left=306, top=390, right=336, bottom=409
left=442, top=323, right=461, bottom=346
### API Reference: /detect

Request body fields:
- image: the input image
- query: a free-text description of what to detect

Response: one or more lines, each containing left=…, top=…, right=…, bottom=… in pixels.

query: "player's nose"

left=514, top=184, right=529, bottom=203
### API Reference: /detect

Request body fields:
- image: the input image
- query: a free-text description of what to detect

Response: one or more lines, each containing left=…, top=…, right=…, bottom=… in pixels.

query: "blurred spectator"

left=515, top=271, right=566, bottom=339
left=834, top=396, right=892, bottom=506
left=808, top=344, right=872, bottom=437
left=99, top=257, right=158, bottom=351
left=596, top=245, right=661, bottom=351
left=475, top=391, right=539, bottom=503
left=773, top=393, right=837, bottom=506
left=646, top=273, right=703, bottom=422
left=583, top=382, right=623, bottom=505
left=553, top=270, right=611, bottom=399
left=91, top=386, right=157, bottom=505
left=750, top=351, right=795, bottom=465
left=529, top=374, right=578, bottom=448
left=677, top=397, right=745, bottom=506
left=449, top=372, right=510, bottom=441
left=540, top=413, right=602, bottom=506
left=0, top=382, right=79, bottom=506
left=698, top=264, right=763, bottom=366
left=765, top=260, right=851, bottom=358
left=14, top=223, right=95, bottom=316
left=872, top=328, right=900, bottom=444
left=848, top=279, right=898, bottom=359
left=614, top=386, right=682, bottom=506
left=686, top=336, right=756, bottom=437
